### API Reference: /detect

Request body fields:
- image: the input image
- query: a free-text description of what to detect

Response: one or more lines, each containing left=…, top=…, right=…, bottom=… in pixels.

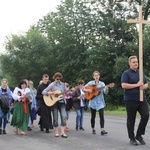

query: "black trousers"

left=125, top=100, right=149, bottom=139
left=90, top=108, right=104, bottom=129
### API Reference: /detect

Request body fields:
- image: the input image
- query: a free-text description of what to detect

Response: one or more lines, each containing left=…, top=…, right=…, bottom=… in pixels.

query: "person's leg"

left=90, top=108, right=96, bottom=134
left=59, top=104, right=68, bottom=138
left=65, top=110, right=70, bottom=131
left=98, top=108, right=107, bottom=135
left=75, top=109, right=81, bottom=131
left=52, top=105, right=59, bottom=136
left=125, top=101, right=138, bottom=140
left=79, top=107, right=84, bottom=130
left=0, top=118, right=2, bottom=134
left=0, top=108, right=3, bottom=134
left=3, top=114, right=7, bottom=134
left=135, top=100, right=149, bottom=145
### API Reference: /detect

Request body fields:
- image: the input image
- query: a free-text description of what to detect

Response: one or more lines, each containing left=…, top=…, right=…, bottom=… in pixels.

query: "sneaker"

left=136, top=136, right=146, bottom=145
left=79, top=127, right=85, bottom=131
left=130, top=138, right=138, bottom=146
left=92, top=129, right=96, bottom=134
left=3, top=130, right=6, bottom=134
left=101, top=130, right=108, bottom=135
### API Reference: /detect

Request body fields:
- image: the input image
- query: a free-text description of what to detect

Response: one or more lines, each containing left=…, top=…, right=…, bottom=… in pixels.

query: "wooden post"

left=127, top=5, right=150, bottom=101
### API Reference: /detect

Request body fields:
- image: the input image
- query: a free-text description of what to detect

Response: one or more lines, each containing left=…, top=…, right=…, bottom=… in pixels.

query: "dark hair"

left=18, top=80, right=27, bottom=89
left=53, top=72, right=63, bottom=80
left=78, top=80, right=84, bottom=85
left=42, top=74, right=49, bottom=79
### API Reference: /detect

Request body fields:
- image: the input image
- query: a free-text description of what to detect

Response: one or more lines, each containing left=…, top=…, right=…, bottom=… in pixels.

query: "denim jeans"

left=52, top=103, right=67, bottom=127
left=0, top=107, right=7, bottom=129
left=75, top=107, right=84, bottom=128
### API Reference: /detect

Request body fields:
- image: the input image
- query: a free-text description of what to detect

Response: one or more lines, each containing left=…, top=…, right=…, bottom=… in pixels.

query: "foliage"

left=1, top=0, right=150, bottom=105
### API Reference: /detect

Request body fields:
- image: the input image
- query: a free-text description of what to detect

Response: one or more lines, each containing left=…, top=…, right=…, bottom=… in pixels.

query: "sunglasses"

left=56, top=78, right=61, bottom=80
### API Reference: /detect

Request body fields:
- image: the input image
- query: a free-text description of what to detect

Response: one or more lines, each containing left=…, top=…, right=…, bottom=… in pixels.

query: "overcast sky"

left=0, top=0, right=61, bottom=53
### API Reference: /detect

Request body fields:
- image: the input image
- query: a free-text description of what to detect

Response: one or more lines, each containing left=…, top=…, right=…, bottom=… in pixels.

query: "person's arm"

left=42, top=83, right=55, bottom=95
left=122, top=81, right=144, bottom=89
left=13, top=87, right=21, bottom=101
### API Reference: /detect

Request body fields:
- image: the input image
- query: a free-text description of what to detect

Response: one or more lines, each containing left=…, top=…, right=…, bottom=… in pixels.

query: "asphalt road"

left=0, top=111, right=150, bottom=150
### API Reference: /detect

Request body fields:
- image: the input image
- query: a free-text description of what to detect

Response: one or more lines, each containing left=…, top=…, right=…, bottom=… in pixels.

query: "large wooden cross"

left=127, top=5, right=150, bottom=101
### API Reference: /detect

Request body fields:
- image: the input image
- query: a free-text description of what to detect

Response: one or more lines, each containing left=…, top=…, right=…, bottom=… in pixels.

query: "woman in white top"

left=11, top=80, right=32, bottom=135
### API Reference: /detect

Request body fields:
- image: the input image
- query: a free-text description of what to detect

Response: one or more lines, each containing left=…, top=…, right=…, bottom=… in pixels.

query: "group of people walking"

left=0, top=55, right=149, bottom=146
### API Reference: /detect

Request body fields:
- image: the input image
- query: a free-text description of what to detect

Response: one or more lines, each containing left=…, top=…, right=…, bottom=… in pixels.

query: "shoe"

left=101, top=130, right=108, bottom=135
left=92, top=129, right=96, bottom=134
left=46, top=129, right=50, bottom=133
left=55, top=133, right=59, bottom=137
left=79, top=127, right=85, bottom=131
left=61, top=134, right=68, bottom=138
left=27, top=127, right=32, bottom=131
left=3, top=130, right=6, bottom=134
left=6, top=120, right=10, bottom=124
left=65, top=126, right=69, bottom=132
left=130, top=139, right=138, bottom=146
left=136, top=136, right=146, bottom=145
left=76, top=126, right=78, bottom=131
left=0, top=129, right=2, bottom=134
left=40, top=126, right=44, bottom=131
left=21, top=131, right=27, bottom=135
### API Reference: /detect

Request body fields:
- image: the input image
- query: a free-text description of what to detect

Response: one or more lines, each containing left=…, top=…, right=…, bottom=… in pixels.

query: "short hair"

left=78, top=80, right=85, bottom=85
left=1, top=78, right=8, bottom=83
left=18, top=80, right=27, bottom=89
left=53, top=72, right=63, bottom=80
left=42, top=74, right=49, bottom=79
left=28, top=80, right=34, bottom=85
left=93, top=71, right=100, bottom=76
left=128, top=56, right=137, bottom=62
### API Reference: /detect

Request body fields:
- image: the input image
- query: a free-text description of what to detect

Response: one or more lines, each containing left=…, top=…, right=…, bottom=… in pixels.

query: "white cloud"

left=0, top=0, right=61, bottom=53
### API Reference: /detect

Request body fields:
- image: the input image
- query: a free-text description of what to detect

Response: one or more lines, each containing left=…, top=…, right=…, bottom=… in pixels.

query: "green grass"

left=104, top=106, right=126, bottom=115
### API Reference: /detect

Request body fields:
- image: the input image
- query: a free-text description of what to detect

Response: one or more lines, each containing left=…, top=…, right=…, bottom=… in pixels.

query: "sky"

left=0, top=0, right=61, bottom=53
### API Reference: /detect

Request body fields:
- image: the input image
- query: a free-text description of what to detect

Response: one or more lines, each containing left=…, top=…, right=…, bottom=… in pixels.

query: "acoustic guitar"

left=43, top=90, right=63, bottom=106
left=84, top=83, right=115, bottom=100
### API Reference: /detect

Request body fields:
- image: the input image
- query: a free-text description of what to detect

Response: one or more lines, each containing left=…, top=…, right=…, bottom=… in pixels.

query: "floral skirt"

left=11, top=102, right=29, bottom=131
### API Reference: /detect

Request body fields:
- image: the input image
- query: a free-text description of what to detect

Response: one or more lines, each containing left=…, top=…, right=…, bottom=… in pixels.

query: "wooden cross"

left=127, top=5, right=150, bottom=101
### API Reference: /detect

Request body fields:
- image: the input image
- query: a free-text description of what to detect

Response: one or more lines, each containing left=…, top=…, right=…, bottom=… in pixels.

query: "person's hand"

left=47, top=91, right=55, bottom=95
left=137, top=80, right=144, bottom=87
left=78, top=96, right=81, bottom=100
left=105, top=86, right=109, bottom=90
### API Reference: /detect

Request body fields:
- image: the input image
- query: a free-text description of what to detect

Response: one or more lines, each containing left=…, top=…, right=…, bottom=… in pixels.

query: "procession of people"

left=0, top=61, right=149, bottom=146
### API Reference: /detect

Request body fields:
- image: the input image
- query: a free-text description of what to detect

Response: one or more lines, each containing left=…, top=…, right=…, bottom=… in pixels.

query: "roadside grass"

left=105, top=105, right=127, bottom=116
left=84, top=106, right=127, bottom=116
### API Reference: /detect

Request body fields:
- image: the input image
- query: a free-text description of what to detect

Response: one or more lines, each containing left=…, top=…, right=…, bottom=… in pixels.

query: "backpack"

left=0, top=92, right=9, bottom=114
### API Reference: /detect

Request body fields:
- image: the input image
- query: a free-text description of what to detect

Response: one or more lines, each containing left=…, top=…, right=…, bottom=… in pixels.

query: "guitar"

left=84, top=83, right=115, bottom=100
left=43, top=90, right=63, bottom=106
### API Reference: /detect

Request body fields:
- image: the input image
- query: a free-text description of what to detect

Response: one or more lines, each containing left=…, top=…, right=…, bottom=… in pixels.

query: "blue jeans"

left=52, top=103, right=67, bottom=127
left=66, top=110, right=70, bottom=120
left=75, top=107, right=84, bottom=128
left=0, top=108, right=7, bottom=130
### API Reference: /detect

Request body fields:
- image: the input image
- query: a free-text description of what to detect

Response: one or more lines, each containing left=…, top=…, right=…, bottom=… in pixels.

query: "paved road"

left=0, top=111, right=150, bottom=150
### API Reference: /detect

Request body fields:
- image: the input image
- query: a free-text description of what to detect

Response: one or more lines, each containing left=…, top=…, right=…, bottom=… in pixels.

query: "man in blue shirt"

left=121, top=56, right=149, bottom=146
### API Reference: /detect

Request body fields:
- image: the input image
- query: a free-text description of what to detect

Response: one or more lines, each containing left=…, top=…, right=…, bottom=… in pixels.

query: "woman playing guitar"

left=84, top=71, right=109, bottom=135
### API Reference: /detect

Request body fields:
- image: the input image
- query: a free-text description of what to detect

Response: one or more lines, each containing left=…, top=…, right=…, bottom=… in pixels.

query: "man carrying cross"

left=121, top=56, right=149, bottom=146
left=121, top=6, right=149, bottom=146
